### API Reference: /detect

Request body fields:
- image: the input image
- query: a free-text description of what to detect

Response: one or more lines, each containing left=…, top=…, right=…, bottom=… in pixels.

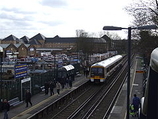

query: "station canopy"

left=62, top=65, right=74, bottom=71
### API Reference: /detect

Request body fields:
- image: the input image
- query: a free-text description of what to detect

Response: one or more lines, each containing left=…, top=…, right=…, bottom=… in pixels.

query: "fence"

left=0, top=70, right=56, bottom=101
left=0, top=63, right=83, bottom=101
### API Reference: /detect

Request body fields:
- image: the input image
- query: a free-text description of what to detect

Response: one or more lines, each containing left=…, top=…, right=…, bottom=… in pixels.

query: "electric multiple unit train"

left=140, top=47, right=158, bottom=119
left=89, top=55, right=123, bottom=83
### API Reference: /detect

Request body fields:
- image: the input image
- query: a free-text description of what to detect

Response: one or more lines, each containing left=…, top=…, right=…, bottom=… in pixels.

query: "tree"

left=125, top=0, right=158, bottom=63
left=75, top=30, right=94, bottom=60
left=125, top=0, right=158, bottom=39
left=136, top=30, right=158, bottom=64
left=98, top=31, right=121, bottom=40
left=125, top=0, right=158, bottom=26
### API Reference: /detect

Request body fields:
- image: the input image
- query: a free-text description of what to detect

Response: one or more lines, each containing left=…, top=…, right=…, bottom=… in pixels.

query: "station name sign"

left=15, top=64, right=28, bottom=78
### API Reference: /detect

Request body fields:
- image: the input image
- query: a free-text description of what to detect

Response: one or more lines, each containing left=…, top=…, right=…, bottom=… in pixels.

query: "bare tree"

left=76, top=29, right=88, bottom=37
left=125, top=0, right=158, bottom=39
left=125, top=0, right=158, bottom=26
left=98, top=31, right=121, bottom=40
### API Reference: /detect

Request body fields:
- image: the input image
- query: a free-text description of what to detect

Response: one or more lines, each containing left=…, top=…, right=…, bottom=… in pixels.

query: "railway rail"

left=48, top=57, right=128, bottom=119
left=28, top=55, right=132, bottom=119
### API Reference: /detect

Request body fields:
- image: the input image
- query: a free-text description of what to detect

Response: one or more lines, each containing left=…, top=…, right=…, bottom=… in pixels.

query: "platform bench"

left=40, top=86, right=45, bottom=92
left=8, top=97, right=23, bottom=107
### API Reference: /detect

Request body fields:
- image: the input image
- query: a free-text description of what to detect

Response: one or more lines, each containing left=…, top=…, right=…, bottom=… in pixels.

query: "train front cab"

left=90, top=66, right=106, bottom=83
left=140, top=47, right=158, bottom=119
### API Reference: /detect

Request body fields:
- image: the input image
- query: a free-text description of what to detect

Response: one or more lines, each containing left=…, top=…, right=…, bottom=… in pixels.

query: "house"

left=0, top=43, right=36, bottom=58
left=1, top=33, right=109, bottom=58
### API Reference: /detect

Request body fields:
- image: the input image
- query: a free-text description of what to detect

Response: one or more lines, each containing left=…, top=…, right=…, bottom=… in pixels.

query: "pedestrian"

left=60, top=76, right=65, bottom=90
left=132, top=94, right=141, bottom=117
left=71, top=73, right=75, bottom=81
left=56, top=81, right=61, bottom=96
left=25, top=90, right=32, bottom=107
left=68, top=78, right=72, bottom=89
left=65, top=77, right=69, bottom=88
left=44, top=81, right=49, bottom=95
left=85, top=68, right=89, bottom=77
left=0, top=99, right=3, bottom=112
left=2, top=99, right=10, bottom=119
left=49, top=81, right=55, bottom=96
left=83, top=67, right=86, bottom=76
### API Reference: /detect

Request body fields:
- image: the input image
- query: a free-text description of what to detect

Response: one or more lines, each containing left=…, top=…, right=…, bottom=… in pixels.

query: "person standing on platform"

left=25, top=90, right=32, bottom=107
left=65, top=76, right=69, bottom=89
left=44, top=81, right=49, bottom=95
left=56, top=81, right=61, bottom=96
left=68, top=78, right=72, bottom=89
left=85, top=68, right=89, bottom=77
left=71, top=73, right=75, bottom=81
left=49, top=81, right=55, bottom=96
left=132, top=94, right=141, bottom=117
left=0, top=99, right=3, bottom=112
left=2, top=99, right=10, bottom=119
left=60, top=76, right=65, bottom=90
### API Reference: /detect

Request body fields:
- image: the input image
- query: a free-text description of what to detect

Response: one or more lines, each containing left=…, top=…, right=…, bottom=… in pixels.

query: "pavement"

left=108, top=56, right=144, bottom=119
left=0, top=74, right=88, bottom=119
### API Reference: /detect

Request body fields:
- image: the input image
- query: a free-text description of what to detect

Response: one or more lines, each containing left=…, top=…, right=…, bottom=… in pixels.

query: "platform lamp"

left=0, top=47, right=3, bottom=99
left=102, top=25, right=157, bottom=119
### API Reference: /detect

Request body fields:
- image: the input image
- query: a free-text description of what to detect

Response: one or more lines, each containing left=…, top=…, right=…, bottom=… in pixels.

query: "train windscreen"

left=91, top=67, right=104, bottom=77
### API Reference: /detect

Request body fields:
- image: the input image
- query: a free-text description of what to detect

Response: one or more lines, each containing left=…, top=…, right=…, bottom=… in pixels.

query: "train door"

left=143, top=67, right=158, bottom=119
left=104, top=68, right=107, bottom=79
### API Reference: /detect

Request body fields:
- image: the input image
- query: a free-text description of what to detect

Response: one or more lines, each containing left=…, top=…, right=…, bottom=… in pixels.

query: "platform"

left=108, top=56, right=144, bottom=119
left=0, top=74, right=88, bottom=119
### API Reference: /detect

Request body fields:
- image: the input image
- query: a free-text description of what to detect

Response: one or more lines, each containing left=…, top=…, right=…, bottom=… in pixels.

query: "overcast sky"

left=0, top=0, right=134, bottom=39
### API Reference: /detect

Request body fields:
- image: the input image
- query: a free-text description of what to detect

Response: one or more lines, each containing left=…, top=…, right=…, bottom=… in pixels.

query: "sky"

left=0, top=0, right=134, bottom=39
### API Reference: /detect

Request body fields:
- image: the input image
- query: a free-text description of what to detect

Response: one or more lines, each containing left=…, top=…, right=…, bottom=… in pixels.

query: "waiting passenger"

left=0, top=99, right=3, bottom=112
left=49, top=81, right=55, bottom=96
left=2, top=99, right=10, bottom=119
left=25, top=90, right=32, bottom=107
left=60, top=76, right=66, bottom=90
left=44, top=81, right=49, bottom=95
left=56, top=82, right=61, bottom=96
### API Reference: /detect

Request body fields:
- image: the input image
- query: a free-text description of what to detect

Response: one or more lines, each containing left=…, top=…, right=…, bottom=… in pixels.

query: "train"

left=139, top=47, right=158, bottom=119
left=89, top=55, right=123, bottom=83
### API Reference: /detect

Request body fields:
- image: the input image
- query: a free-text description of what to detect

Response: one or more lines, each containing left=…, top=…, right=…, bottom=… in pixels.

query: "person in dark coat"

left=2, top=99, right=10, bottom=119
left=0, top=99, right=3, bottom=112
left=132, top=94, right=141, bottom=116
left=49, top=81, right=55, bottom=96
left=68, top=78, right=72, bottom=89
left=85, top=68, right=89, bottom=77
left=25, top=90, right=32, bottom=107
left=71, top=74, right=75, bottom=81
left=60, top=76, right=65, bottom=90
left=44, top=82, right=49, bottom=95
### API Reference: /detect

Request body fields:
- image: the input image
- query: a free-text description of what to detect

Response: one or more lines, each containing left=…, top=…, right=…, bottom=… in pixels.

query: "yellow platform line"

left=11, top=93, right=60, bottom=119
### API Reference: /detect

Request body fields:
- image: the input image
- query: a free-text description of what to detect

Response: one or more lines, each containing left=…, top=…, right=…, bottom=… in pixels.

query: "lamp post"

left=103, top=25, right=157, bottom=119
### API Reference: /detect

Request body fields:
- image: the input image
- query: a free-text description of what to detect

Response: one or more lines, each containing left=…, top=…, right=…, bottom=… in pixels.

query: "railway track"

left=49, top=58, right=128, bottom=119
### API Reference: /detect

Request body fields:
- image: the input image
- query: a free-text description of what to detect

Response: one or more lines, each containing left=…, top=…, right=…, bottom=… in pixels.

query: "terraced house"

left=0, top=33, right=108, bottom=58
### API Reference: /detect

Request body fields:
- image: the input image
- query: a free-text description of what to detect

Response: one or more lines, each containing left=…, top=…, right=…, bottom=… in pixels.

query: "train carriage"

left=140, top=47, right=158, bottom=119
left=89, top=55, right=123, bottom=83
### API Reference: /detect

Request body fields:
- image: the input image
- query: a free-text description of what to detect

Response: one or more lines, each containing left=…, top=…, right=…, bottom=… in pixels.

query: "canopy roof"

left=62, top=65, right=74, bottom=71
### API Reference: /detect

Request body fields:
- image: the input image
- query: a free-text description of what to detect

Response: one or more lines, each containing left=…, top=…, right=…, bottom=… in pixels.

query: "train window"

left=91, top=67, right=104, bottom=77
left=98, top=68, right=103, bottom=74
left=91, top=68, right=97, bottom=76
